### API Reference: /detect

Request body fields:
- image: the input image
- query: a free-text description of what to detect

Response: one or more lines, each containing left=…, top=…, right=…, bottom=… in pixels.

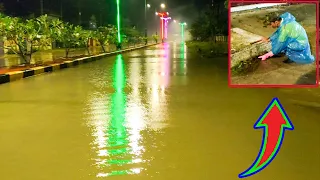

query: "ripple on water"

left=84, top=84, right=169, bottom=177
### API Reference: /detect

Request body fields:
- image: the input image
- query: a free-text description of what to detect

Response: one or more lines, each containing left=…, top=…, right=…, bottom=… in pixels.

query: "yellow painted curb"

left=31, top=67, right=45, bottom=75
left=51, top=64, right=60, bottom=71
left=76, top=58, right=86, bottom=64
left=64, top=61, right=73, bottom=67
left=7, top=71, right=23, bottom=82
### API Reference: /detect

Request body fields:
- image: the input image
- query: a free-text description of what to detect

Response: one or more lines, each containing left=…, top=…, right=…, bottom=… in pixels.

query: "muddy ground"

left=230, top=4, right=318, bottom=85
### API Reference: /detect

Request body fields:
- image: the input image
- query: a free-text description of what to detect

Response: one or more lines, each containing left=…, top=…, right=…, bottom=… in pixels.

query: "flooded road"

left=0, top=43, right=319, bottom=180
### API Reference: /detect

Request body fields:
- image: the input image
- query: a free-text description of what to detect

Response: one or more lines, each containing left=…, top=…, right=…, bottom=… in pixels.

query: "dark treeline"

left=189, top=0, right=228, bottom=41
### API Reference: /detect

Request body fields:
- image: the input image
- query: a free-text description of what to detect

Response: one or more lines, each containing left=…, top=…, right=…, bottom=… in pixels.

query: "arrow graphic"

left=238, top=97, right=294, bottom=178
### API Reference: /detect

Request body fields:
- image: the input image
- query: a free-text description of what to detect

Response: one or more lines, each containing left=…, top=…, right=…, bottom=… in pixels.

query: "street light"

left=156, top=12, right=169, bottom=42
left=161, top=17, right=171, bottom=39
left=116, top=0, right=121, bottom=49
left=145, top=2, right=166, bottom=45
left=179, top=22, right=187, bottom=42
left=152, top=3, right=166, bottom=40
left=144, top=0, right=148, bottom=45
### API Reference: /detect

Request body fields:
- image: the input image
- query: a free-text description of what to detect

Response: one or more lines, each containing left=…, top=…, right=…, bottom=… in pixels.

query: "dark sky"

left=0, top=0, right=214, bottom=30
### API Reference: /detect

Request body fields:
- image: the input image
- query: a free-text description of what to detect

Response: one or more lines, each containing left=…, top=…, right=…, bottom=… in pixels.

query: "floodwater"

left=0, top=43, right=319, bottom=180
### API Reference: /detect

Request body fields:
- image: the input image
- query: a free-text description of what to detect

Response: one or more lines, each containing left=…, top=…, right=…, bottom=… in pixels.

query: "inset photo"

left=229, top=1, right=319, bottom=87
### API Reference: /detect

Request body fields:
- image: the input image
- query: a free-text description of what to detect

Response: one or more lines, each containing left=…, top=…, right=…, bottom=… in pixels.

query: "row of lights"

left=173, top=20, right=187, bottom=25
left=146, top=2, right=187, bottom=25
left=147, top=3, right=166, bottom=9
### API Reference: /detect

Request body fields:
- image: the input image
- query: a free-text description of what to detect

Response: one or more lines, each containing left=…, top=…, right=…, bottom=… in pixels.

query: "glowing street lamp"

left=116, top=0, right=121, bottom=49
left=179, top=22, right=187, bottom=42
left=161, top=3, right=166, bottom=9
left=147, top=4, right=151, bottom=8
left=156, top=12, right=169, bottom=42
left=161, top=17, right=171, bottom=39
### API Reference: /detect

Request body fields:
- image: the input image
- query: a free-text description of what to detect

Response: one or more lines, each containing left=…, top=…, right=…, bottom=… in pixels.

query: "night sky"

left=0, top=0, right=214, bottom=31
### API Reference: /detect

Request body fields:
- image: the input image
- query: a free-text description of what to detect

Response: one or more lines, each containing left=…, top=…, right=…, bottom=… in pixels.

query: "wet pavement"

left=0, top=43, right=319, bottom=180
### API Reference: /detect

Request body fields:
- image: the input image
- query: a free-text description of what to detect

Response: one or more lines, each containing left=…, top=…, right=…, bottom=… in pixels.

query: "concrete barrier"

left=231, top=28, right=271, bottom=68
left=231, top=43, right=271, bottom=68
left=231, top=3, right=287, bottom=12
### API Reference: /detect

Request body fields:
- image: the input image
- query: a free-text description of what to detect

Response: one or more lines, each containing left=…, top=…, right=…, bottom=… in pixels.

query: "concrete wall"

left=231, top=3, right=287, bottom=12
left=231, top=27, right=271, bottom=68
left=231, top=42, right=271, bottom=68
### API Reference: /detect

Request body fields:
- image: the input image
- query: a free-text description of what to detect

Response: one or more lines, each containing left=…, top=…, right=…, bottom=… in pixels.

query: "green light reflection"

left=106, top=54, right=132, bottom=176
left=180, top=42, right=184, bottom=60
left=180, top=43, right=186, bottom=72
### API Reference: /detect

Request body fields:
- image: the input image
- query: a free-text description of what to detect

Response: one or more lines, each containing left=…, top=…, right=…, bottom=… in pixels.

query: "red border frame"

left=228, top=0, right=319, bottom=88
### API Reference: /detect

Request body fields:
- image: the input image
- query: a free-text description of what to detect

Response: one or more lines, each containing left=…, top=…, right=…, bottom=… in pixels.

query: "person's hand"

left=260, top=37, right=270, bottom=43
left=258, top=51, right=274, bottom=61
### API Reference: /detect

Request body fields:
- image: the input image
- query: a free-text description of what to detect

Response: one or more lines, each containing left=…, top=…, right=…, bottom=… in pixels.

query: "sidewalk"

left=0, top=43, right=147, bottom=74
left=0, top=43, right=158, bottom=85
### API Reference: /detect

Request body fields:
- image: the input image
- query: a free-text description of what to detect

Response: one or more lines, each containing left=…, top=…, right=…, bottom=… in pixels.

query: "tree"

left=23, top=18, right=42, bottom=60
left=78, top=28, right=92, bottom=55
left=190, top=3, right=228, bottom=41
left=122, top=27, right=142, bottom=46
left=50, top=22, right=83, bottom=58
left=61, top=25, right=83, bottom=58
left=189, top=13, right=210, bottom=41
left=93, top=25, right=117, bottom=53
left=0, top=15, right=26, bottom=60
left=0, top=14, right=49, bottom=64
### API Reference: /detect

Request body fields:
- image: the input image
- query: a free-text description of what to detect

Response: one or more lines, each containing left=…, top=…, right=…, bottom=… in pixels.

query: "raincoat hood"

left=280, top=12, right=296, bottom=26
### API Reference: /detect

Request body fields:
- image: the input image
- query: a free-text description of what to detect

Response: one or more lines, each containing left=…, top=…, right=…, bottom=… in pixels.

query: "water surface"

left=0, top=43, right=319, bottom=180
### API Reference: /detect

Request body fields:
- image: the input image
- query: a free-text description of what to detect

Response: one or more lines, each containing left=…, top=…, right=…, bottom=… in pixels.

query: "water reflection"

left=87, top=48, right=171, bottom=177
left=144, top=45, right=169, bottom=130
left=172, top=42, right=188, bottom=85
left=179, top=42, right=187, bottom=75
left=90, top=54, right=144, bottom=177
left=126, top=55, right=146, bottom=165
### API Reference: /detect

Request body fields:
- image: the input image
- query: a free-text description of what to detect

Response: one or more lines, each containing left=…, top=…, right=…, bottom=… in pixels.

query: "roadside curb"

left=0, top=43, right=158, bottom=85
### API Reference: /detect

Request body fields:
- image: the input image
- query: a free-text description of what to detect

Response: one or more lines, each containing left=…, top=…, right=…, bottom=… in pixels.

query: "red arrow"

left=257, top=104, right=287, bottom=166
left=239, top=98, right=294, bottom=178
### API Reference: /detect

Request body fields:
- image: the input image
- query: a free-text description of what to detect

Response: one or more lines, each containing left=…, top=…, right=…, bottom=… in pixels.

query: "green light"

left=107, top=170, right=129, bottom=176
left=181, top=26, right=184, bottom=42
left=116, top=0, right=121, bottom=43
left=180, top=43, right=184, bottom=59
left=105, top=54, right=132, bottom=176
left=180, top=43, right=185, bottom=73
left=113, top=55, right=126, bottom=91
left=108, top=159, right=132, bottom=165
left=179, top=22, right=186, bottom=42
